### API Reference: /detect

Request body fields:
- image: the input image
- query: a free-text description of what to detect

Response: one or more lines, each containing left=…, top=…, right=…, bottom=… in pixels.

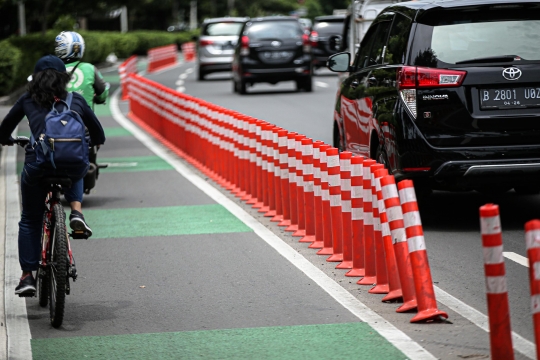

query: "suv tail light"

left=199, top=39, right=214, bottom=47
left=240, top=35, right=250, bottom=56
left=302, top=33, right=311, bottom=53
left=397, top=66, right=467, bottom=118
left=309, top=31, right=319, bottom=47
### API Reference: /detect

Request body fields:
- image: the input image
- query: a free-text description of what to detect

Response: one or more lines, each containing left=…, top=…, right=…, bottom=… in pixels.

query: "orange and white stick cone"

left=380, top=175, right=417, bottom=312
left=346, top=155, right=365, bottom=277
left=257, top=124, right=272, bottom=213
left=399, top=180, right=448, bottom=323
left=271, top=129, right=289, bottom=222
left=374, top=169, right=402, bottom=301
left=264, top=126, right=279, bottom=217
left=285, top=132, right=299, bottom=231
left=525, top=220, right=540, bottom=360
left=336, top=151, right=353, bottom=269
left=309, top=141, right=325, bottom=249
left=326, top=147, right=344, bottom=262
left=358, top=159, right=377, bottom=285
left=278, top=131, right=293, bottom=227
left=316, top=144, right=334, bottom=256
left=479, top=204, right=514, bottom=360
left=251, top=122, right=264, bottom=208
left=293, top=134, right=307, bottom=237
left=300, top=138, right=316, bottom=243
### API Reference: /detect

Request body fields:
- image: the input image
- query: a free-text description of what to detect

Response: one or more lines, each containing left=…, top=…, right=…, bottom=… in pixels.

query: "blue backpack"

left=34, top=92, right=89, bottom=173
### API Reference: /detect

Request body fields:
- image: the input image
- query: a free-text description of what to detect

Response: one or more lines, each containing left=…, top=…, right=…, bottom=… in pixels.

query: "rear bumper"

left=241, top=66, right=311, bottom=83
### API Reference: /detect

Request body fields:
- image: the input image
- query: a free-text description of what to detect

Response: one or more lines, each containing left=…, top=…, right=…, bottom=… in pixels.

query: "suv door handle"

left=350, top=79, right=359, bottom=89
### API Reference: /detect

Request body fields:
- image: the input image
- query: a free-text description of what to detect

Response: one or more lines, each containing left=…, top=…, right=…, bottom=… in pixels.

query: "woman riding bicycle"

left=0, top=55, right=106, bottom=295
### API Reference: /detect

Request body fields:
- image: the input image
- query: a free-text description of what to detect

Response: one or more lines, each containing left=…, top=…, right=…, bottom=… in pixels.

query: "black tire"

left=233, top=79, right=238, bottom=93
left=238, top=78, right=247, bottom=95
left=49, top=204, right=68, bottom=328
left=197, top=67, right=205, bottom=81
left=303, top=76, right=313, bottom=92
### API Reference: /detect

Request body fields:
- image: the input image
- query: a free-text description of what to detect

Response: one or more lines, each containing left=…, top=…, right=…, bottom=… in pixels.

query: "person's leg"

left=16, top=164, right=46, bottom=294
left=63, top=176, right=92, bottom=236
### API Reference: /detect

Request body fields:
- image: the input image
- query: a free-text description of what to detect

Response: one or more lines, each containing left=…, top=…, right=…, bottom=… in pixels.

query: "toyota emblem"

left=502, top=67, right=522, bottom=81
left=271, top=41, right=281, bottom=47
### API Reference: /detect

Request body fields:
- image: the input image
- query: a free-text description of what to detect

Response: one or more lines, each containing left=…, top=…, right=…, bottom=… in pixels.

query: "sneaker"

left=69, top=210, right=93, bottom=237
left=15, top=274, right=36, bottom=295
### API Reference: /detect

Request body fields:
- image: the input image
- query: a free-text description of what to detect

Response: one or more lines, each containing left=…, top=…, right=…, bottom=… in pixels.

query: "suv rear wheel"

left=296, top=76, right=313, bottom=92
left=197, top=67, right=205, bottom=81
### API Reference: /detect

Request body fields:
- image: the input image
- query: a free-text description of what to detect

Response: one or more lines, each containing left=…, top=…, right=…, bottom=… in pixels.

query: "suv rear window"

left=413, top=6, right=540, bottom=65
left=313, top=21, right=344, bottom=35
left=203, top=22, right=243, bottom=36
left=246, top=21, right=303, bottom=40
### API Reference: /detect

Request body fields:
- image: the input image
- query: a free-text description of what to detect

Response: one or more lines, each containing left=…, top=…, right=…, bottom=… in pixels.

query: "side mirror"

left=329, top=35, right=342, bottom=52
left=327, top=52, right=351, bottom=72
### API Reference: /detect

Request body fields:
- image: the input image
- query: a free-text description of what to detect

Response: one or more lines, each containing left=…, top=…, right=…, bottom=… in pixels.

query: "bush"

left=0, top=40, right=22, bottom=95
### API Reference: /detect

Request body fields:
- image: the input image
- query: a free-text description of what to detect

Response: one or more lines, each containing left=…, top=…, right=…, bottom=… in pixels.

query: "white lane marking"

left=434, top=287, right=535, bottom=359
left=315, top=81, right=329, bottom=88
left=504, top=252, right=529, bottom=267
left=110, top=89, right=437, bottom=360
left=176, top=87, right=186, bottom=93
left=175, top=79, right=184, bottom=86
left=102, top=162, right=138, bottom=167
left=185, top=68, right=194, bottom=74
left=179, top=73, right=188, bottom=80
left=3, top=131, right=33, bottom=360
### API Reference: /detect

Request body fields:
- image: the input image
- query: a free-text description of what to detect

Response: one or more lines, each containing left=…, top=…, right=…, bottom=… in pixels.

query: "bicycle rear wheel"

left=49, top=203, right=68, bottom=328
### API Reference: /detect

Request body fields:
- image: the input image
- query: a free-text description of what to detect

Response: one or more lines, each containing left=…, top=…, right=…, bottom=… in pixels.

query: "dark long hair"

left=27, top=69, right=71, bottom=108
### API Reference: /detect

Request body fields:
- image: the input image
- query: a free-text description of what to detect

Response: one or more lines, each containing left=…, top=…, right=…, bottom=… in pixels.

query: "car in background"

left=309, top=14, right=346, bottom=70
left=232, top=16, right=313, bottom=94
left=196, top=17, right=248, bottom=80
left=298, top=18, right=312, bottom=33
left=327, top=0, right=540, bottom=195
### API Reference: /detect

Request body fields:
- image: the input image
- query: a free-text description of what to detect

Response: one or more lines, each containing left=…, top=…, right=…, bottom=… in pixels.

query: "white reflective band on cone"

left=351, top=163, right=362, bottom=176
left=363, top=189, right=372, bottom=202
left=280, top=153, right=288, bottom=164
left=341, top=179, right=351, bottom=190
left=482, top=245, right=504, bottom=265
left=352, top=208, right=364, bottom=220
left=526, top=229, right=540, bottom=249
left=328, top=174, right=341, bottom=187
left=408, top=235, right=426, bottom=253
left=403, top=211, right=422, bottom=227
left=391, top=227, right=407, bottom=244
left=342, top=200, right=351, bottom=212
left=304, top=181, right=314, bottom=192
left=364, top=212, right=373, bottom=225
left=281, top=168, right=289, bottom=179
left=398, top=187, right=417, bottom=204
left=322, top=189, right=330, bottom=201
left=531, top=294, right=540, bottom=314
left=330, top=194, right=341, bottom=207
left=351, top=186, right=363, bottom=198
left=327, top=155, right=340, bottom=168
left=340, top=159, right=351, bottom=171
left=314, top=185, right=321, bottom=196
left=485, top=276, right=508, bottom=294
left=480, top=215, right=502, bottom=235
left=535, top=261, right=540, bottom=281
left=382, top=222, right=391, bottom=237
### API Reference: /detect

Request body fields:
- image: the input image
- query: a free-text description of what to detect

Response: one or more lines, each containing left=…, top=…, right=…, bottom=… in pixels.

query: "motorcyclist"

left=55, top=31, right=109, bottom=193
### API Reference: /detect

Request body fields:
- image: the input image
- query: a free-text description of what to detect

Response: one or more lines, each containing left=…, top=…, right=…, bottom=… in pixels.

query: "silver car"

left=197, top=17, right=248, bottom=80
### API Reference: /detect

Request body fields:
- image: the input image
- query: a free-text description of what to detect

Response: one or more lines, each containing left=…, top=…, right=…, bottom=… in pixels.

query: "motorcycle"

left=83, top=145, right=108, bottom=194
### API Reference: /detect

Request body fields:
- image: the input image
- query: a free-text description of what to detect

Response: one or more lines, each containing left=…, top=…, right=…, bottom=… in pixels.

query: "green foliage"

left=0, top=40, right=22, bottom=95
left=102, top=32, right=140, bottom=58
left=53, top=15, right=77, bottom=32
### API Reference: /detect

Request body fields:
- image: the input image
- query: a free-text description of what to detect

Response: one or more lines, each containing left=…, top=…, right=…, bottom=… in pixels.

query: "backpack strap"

left=50, top=93, right=73, bottom=114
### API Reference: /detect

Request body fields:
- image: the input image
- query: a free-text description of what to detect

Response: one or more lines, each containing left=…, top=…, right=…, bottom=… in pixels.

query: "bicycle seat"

left=42, top=176, right=72, bottom=188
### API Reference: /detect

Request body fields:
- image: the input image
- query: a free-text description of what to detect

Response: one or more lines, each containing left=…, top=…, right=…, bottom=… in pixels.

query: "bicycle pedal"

left=17, top=292, right=36, bottom=298
left=71, top=230, right=90, bottom=240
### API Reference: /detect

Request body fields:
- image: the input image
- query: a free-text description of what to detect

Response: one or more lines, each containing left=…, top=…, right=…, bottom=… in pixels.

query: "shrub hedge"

left=0, top=29, right=197, bottom=97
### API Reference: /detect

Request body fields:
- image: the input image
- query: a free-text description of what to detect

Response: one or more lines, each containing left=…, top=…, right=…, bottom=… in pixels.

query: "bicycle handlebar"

left=14, top=136, right=30, bottom=147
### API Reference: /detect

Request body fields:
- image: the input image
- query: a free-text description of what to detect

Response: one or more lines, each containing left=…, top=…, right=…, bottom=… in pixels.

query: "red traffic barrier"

left=346, top=155, right=365, bottom=277
left=309, top=141, right=325, bottom=249
left=337, top=152, right=353, bottom=269
left=284, top=132, right=299, bottom=231
left=181, top=42, right=196, bottom=62
left=316, top=144, right=334, bottom=256
left=381, top=175, right=417, bottom=312
left=525, top=220, right=540, bottom=360
left=326, top=147, right=344, bottom=262
left=357, top=159, right=377, bottom=285
left=271, top=129, right=289, bottom=222
left=292, top=134, right=307, bottom=237
left=300, top=138, right=316, bottom=243
left=399, top=180, right=448, bottom=323
left=480, top=204, right=514, bottom=360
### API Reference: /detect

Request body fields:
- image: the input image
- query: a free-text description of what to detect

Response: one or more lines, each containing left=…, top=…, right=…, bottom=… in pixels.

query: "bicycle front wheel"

left=49, top=203, right=68, bottom=328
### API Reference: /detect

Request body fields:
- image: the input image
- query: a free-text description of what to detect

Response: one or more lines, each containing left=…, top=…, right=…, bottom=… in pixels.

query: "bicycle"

left=15, top=136, right=89, bottom=328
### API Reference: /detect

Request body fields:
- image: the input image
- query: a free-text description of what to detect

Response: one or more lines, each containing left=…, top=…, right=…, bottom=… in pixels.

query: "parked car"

left=196, top=17, right=248, bottom=80
left=232, top=16, right=313, bottom=94
left=309, top=15, right=346, bottom=69
left=327, top=0, right=540, bottom=194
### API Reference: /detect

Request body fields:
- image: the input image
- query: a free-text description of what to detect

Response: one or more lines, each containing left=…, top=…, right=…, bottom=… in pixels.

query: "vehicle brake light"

left=302, top=33, right=311, bottom=53
left=397, top=66, right=467, bottom=119
left=309, top=31, right=319, bottom=47
left=199, top=39, right=214, bottom=47
left=241, top=35, right=249, bottom=56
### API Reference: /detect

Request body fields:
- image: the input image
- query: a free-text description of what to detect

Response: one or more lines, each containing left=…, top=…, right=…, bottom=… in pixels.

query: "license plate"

left=262, top=51, right=292, bottom=59
left=480, top=87, right=540, bottom=109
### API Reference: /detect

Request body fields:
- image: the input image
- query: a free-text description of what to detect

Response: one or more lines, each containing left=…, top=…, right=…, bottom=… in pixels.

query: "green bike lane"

left=5, top=65, right=425, bottom=359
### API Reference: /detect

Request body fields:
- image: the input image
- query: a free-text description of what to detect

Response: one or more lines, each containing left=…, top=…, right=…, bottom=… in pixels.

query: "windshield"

left=247, top=21, right=303, bottom=40
left=203, top=22, right=243, bottom=36
left=431, top=20, right=540, bottom=63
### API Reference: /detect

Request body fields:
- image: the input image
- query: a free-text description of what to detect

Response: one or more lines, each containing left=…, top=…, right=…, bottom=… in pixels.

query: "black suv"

left=327, top=0, right=540, bottom=194
left=310, top=15, right=346, bottom=69
left=232, top=16, right=313, bottom=94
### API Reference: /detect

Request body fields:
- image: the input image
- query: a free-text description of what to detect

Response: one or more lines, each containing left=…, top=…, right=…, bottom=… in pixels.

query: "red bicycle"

left=15, top=136, right=88, bottom=328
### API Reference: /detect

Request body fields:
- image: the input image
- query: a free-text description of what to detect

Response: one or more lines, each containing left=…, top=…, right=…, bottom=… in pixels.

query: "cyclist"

left=54, top=31, right=110, bottom=108
left=0, top=55, right=106, bottom=295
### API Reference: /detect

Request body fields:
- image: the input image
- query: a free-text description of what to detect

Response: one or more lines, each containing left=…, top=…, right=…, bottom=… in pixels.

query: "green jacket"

left=66, top=61, right=109, bottom=108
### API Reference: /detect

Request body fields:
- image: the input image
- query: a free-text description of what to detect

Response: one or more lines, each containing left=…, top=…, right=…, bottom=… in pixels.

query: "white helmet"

left=54, top=31, right=85, bottom=61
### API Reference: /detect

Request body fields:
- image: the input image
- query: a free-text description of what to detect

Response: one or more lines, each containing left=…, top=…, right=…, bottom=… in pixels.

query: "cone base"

left=317, top=247, right=333, bottom=255
left=336, top=260, right=353, bottom=269
left=396, top=299, right=418, bottom=313
left=410, top=309, right=448, bottom=323
left=240, top=193, right=252, bottom=201
left=382, top=289, right=403, bottom=302
left=246, top=198, right=258, bottom=205
left=258, top=206, right=270, bottom=213
left=271, top=215, right=283, bottom=222
left=264, top=210, right=276, bottom=217
left=308, top=240, right=323, bottom=249
left=326, top=253, right=343, bottom=262
left=278, top=219, right=291, bottom=227
left=345, top=268, right=365, bottom=277
left=293, top=229, right=306, bottom=237
left=252, top=202, right=264, bottom=209
left=357, top=275, right=377, bottom=285
left=368, top=284, right=389, bottom=294
left=299, top=235, right=315, bottom=243
left=235, top=191, right=247, bottom=198
left=285, top=224, right=298, bottom=232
